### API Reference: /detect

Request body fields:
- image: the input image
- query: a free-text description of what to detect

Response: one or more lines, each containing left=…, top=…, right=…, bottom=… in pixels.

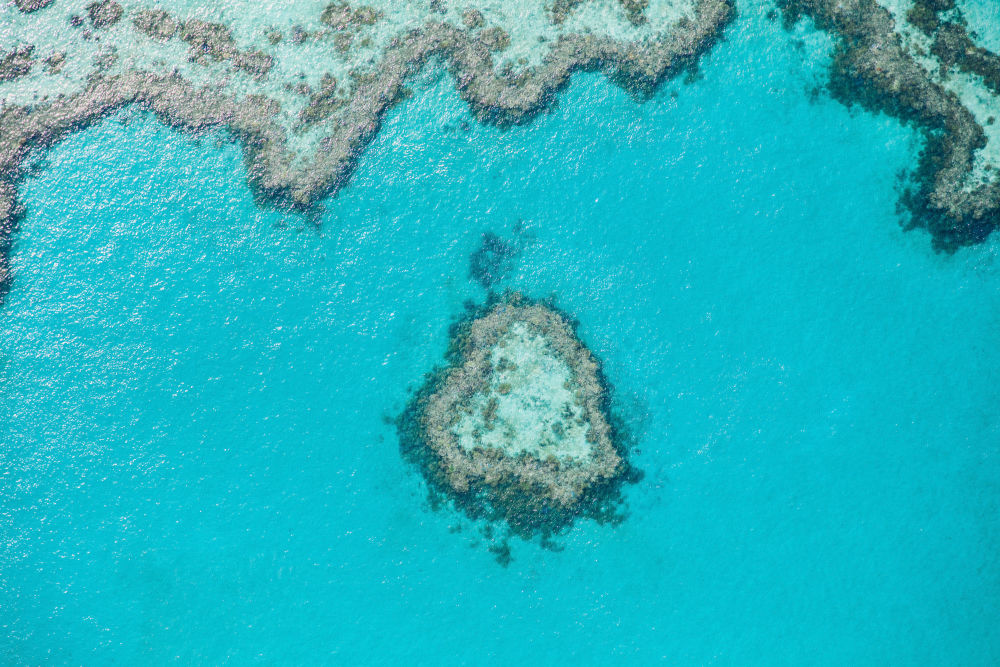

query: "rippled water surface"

left=2, top=5, right=999, bottom=664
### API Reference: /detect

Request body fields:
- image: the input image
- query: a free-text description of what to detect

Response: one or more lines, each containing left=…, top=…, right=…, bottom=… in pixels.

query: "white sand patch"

left=452, top=322, right=593, bottom=460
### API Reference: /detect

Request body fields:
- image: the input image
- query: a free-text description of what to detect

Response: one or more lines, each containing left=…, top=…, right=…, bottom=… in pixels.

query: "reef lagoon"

left=2, top=0, right=1000, bottom=664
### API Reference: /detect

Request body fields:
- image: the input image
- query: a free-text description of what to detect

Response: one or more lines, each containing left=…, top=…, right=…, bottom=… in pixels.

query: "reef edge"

left=0, top=0, right=734, bottom=303
left=779, top=0, right=1000, bottom=251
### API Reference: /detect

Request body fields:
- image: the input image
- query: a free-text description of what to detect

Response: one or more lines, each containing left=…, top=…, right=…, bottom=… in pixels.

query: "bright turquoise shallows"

left=2, top=4, right=999, bottom=665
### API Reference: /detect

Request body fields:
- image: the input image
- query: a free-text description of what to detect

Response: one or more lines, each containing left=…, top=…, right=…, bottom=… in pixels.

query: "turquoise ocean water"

left=2, top=5, right=999, bottom=664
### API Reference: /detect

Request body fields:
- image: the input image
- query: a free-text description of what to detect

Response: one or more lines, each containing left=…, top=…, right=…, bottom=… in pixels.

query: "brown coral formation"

left=87, top=1, right=123, bottom=28
left=14, top=0, right=54, bottom=13
left=320, top=2, right=382, bottom=30
left=131, top=9, right=179, bottom=42
left=0, top=46, right=35, bottom=83
left=779, top=0, right=1000, bottom=250
left=44, top=51, right=66, bottom=75
left=178, top=20, right=274, bottom=78
left=398, top=293, right=635, bottom=539
left=299, top=73, right=346, bottom=126
left=550, top=0, right=648, bottom=26
left=931, top=23, right=1000, bottom=96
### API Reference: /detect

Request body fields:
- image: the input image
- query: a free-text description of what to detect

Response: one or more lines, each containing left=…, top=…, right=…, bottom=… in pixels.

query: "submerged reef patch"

left=779, top=0, right=1000, bottom=250
left=0, top=0, right=733, bottom=299
left=467, top=221, right=534, bottom=289
left=397, top=292, right=638, bottom=549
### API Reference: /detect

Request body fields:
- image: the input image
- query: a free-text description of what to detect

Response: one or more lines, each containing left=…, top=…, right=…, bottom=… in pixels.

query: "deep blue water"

left=3, top=6, right=999, bottom=664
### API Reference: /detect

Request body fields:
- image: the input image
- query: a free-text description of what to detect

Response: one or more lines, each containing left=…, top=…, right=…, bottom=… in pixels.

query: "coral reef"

left=86, top=0, right=122, bottom=28
left=177, top=20, right=274, bottom=78
left=0, top=0, right=733, bottom=300
left=14, top=0, right=54, bottom=12
left=397, top=293, right=637, bottom=543
left=779, top=0, right=1000, bottom=250
left=131, top=9, right=178, bottom=41
left=0, top=46, right=34, bottom=83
